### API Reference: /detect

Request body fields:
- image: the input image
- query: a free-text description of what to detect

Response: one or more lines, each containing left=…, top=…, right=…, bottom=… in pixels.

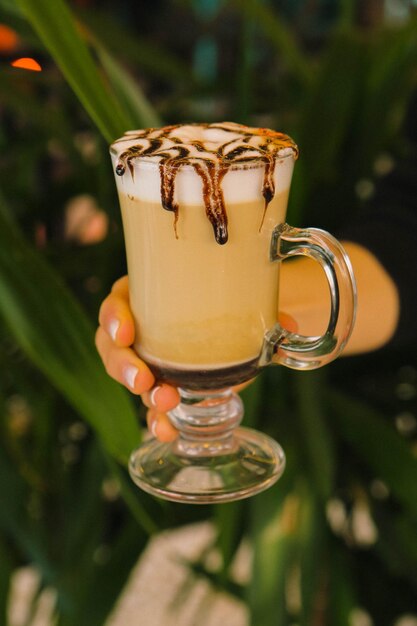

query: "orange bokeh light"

left=0, top=24, right=19, bottom=52
left=11, top=57, right=42, bottom=72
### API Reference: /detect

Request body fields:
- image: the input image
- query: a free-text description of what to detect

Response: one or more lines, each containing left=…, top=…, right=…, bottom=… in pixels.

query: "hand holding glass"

left=110, top=123, right=356, bottom=503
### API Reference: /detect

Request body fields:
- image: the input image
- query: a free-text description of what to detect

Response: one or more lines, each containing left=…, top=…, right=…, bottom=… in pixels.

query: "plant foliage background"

left=0, top=1, right=417, bottom=625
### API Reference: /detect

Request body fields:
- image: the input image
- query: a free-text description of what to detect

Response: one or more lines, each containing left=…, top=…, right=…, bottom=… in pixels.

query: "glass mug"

left=110, top=123, right=356, bottom=504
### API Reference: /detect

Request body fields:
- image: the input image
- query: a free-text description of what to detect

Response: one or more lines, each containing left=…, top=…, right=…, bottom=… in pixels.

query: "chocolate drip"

left=259, top=152, right=276, bottom=231
left=113, top=122, right=298, bottom=244
left=159, top=158, right=181, bottom=238
left=192, top=161, right=228, bottom=244
left=159, top=159, right=180, bottom=212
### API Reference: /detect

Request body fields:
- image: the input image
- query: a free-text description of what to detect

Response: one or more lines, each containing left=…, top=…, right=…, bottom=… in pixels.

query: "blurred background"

left=1, top=1, right=417, bottom=625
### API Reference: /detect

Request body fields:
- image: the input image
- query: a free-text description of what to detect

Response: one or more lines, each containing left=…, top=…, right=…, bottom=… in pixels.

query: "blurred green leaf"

left=231, top=0, right=311, bottom=87
left=298, top=30, right=363, bottom=159
left=0, top=444, right=55, bottom=577
left=233, top=0, right=255, bottom=123
left=51, top=503, right=149, bottom=626
left=353, top=18, right=417, bottom=171
left=298, top=488, right=327, bottom=626
left=327, top=543, right=356, bottom=625
left=247, top=461, right=297, bottom=626
left=52, top=456, right=151, bottom=626
left=214, top=500, right=245, bottom=584
left=375, top=508, right=417, bottom=588
left=69, top=518, right=149, bottom=626
left=0, top=0, right=23, bottom=15
left=0, top=193, right=139, bottom=464
left=0, top=70, right=82, bottom=166
left=0, top=538, right=15, bottom=624
left=15, top=0, right=129, bottom=143
left=106, top=457, right=159, bottom=535
left=58, top=444, right=108, bottom=570
left=330, top=390, right=417, bottom=521
left=78, top=8, right=195, bottom=86
left=213, top=379, right=265, bottom=581
left=290, top=31, right=364, bottom=222
left=293, top=372, right=335, bottom=501
left=96, top=45, right=161, bottom=129
left=335, top=0, right=356, bottom=31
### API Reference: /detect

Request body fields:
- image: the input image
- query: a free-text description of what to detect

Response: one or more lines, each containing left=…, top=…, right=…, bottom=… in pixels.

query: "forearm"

left=279, top=241, right=400, bottom=356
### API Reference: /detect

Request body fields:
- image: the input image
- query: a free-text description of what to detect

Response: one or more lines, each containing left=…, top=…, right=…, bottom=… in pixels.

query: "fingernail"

left=123, top=364, right=138, bottom=390
left=150, top=385, right=162, bottom=407
left=150, top=418, right=158, bottom=438
left=108, top=319, right=120, bottom=341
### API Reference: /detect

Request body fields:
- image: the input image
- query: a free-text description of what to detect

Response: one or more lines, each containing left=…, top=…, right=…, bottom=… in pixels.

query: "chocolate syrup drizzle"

left=112, top=122, right=298, bottom=245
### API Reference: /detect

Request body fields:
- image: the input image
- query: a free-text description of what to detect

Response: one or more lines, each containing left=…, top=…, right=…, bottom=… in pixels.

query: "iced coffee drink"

left=110, top=122, right=355, bottom=503
left=110, top=122, right=298, bottom=388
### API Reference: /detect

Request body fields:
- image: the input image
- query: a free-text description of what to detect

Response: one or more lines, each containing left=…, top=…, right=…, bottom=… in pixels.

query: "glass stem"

left=168, top=388, right=244, bottom=457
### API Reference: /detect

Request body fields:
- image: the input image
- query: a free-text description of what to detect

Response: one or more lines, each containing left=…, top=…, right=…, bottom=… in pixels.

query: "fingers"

left=142, top=384, right=181, bottom=412
left=146, top=409, right=178, bottom=443
left=96, top=275, right=294, bottom=446
left=98, top=276, right=135, bottom=347
left=96, top=276, right=181, bottom=443
left=95, top=326, right=155, bottom=394
left=96, top=322, right=180, bottom=441
left=142, top=385, right=180, bottom=442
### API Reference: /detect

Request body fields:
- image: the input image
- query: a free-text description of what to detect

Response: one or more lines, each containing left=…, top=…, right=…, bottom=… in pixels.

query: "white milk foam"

left=110, top=122, right=296, bottom=205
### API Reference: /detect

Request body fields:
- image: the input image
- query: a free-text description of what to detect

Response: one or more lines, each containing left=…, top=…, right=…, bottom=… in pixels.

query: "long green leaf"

left=293, top=372, right=335, bottom=501
left=353, top=18, right=417, bottom=173
left=0, top=193, right=139, bottom=464
left=330, top=390, right=417, bottom=521
left=374, top=508, right=417, bottom=587
left=0, top=444, right=55, bottom=577
left=231, top=0, right=311, bottom=87
left=213, top=378, right=264, bottom=580
left=0, top=0, right=22, bottom=15
left=327, top=542, right=356, bottom=625
left=70, top=518, right=149, bottom=626
left=96, top=45, right=161, bottom=129
left=214, top=501, right=245, bottom=584
left=0, top=538, right=14, bottom=625
left=290, top=30, right=364, bottom=223
left=16, top=0, right=129, bottom=143
left=106, top=457, right=158, bottom=536
left=247, top=458, right=297, bottom=626
left=298, top=489, right=327, bottom=626
left=78, top=7, right=194, bottom=85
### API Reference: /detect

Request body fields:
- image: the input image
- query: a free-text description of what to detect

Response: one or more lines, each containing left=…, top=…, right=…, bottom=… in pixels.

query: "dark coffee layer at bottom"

left=147, top=358, right=260, bottom=390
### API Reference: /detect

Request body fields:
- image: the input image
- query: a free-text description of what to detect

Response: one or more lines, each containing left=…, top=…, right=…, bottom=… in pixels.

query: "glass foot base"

left=129, top=427, right=285, bottom=504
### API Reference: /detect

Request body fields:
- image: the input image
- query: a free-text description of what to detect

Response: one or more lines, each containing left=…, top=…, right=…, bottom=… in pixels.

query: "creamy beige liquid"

left=120, top=189, right=289, bottom=371
left=111, top=122, right=297, bottom=386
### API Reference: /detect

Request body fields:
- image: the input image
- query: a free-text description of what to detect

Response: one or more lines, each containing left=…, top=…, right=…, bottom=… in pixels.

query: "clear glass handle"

left=260, top=223, right=357, bottom=370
